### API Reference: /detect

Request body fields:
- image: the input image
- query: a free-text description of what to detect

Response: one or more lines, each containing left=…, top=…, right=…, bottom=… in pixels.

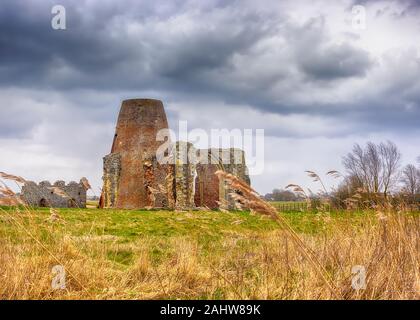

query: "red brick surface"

left=105, top=99, right=170, bottom=209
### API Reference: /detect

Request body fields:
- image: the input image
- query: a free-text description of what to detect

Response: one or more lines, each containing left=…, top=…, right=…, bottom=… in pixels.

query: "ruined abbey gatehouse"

left=100, top=99, right=251, bottom=210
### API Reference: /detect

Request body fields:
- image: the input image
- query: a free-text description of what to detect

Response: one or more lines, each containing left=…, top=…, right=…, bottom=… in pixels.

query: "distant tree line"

left=264, top=189, right=304, bottom=202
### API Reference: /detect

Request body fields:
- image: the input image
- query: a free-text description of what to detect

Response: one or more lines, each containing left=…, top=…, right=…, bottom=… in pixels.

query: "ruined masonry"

left=21, top=180, right=87, bottom=208
left=100, top=98, right=251, bottom=210
left=195, top=148, right=250, bottom=210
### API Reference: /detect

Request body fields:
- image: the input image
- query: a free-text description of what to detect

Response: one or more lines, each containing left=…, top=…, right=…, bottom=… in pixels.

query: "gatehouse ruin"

left=100, top=98, right=251, bottom=210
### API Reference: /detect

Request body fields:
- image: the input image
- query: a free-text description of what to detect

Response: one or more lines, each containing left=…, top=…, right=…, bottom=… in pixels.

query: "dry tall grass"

left=0, top=171, right=419, bottom=300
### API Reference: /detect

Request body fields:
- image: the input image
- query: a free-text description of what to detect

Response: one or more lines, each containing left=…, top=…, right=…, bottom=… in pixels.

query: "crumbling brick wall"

left=194, top=149, right=220, bottom=209
left=194, top=148, right=250, bottom=209
left=21, top=179, right=87, bottom=208
left=143, top=156, right=169, bottom=208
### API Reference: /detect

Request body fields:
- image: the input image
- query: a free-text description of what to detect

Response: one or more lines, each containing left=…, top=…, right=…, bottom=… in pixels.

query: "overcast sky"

left=0, top=0, right=419, bottom=195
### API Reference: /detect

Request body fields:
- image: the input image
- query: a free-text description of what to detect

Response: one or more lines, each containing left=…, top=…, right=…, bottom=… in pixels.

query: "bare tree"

left=401, top=164, right=419, bottom=200
left=379, top=141, right=401, bottom=196
left=342, top=141, right=401, bottom=197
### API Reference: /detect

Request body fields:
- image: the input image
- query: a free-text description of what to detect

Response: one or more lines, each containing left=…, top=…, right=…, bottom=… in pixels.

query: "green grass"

left=0, top=206, right=379, bottom=244
left=0, top=206, right=324, bottom=280
left=2, top=206, right=415, bottom=267
left=1, top=207, right=277, bottom=242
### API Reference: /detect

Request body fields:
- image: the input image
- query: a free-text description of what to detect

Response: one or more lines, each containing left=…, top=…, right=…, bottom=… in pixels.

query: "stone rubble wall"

left=102, top=153, right=121, bottom=208
left=21, top=180, right=87, bottom=208
left=173, top=141, right=196, bottom=210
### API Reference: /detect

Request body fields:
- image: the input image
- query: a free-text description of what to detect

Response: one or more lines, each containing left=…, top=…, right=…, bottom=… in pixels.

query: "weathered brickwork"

left=143, top=156, right=169, bottom=208
left=22, top=179, right=87, bottom=208
left=194, top=148, right=250, bottom=209
left=100, top=98, right=251, bottom=210
left=100, top=99, right=171, bottom=209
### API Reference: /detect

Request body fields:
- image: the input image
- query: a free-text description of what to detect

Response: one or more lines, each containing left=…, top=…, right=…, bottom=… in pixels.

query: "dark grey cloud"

left=0, top=1, right=370, bottom=88
left=288, top=17, right=373, bottom=80
left=0, top=0, right=419, bottom=137
left=0, top=0, right=274, bottom=90
left=298, top=43, right=372, bottom=79
left=0, top=0, right=141, bottom=88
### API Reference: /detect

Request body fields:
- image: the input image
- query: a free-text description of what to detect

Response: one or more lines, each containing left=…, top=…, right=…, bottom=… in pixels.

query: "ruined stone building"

left=22, top=179, right=87, bottom=208
left=100, top=98, right=250, bottom=210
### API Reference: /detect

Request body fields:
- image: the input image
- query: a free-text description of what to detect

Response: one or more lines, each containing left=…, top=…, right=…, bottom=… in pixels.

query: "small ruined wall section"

left=194, top=150, right=220, bottom=209
left=220, top=149, right=250, bottom=210
left=143, top=156, right=169, bottom=208
left=172, top=142, right=196, bottom=210
left=102, top=153, right=121, bottom=208
left=22, top=180, right=87, bottom=208
left=195, top=148, right=250, bottom=210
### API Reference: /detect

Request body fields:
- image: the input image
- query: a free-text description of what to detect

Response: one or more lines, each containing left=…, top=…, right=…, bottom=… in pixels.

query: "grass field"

left=1, top=205, right=419, bottom=300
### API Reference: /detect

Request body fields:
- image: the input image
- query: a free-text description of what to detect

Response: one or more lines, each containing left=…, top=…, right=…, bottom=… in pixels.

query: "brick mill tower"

left=100, top=99, right=171, bottom=209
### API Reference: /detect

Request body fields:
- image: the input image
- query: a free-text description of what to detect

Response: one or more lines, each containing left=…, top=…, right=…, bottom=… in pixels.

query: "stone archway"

left=39, top=198, right=48, bottom=207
